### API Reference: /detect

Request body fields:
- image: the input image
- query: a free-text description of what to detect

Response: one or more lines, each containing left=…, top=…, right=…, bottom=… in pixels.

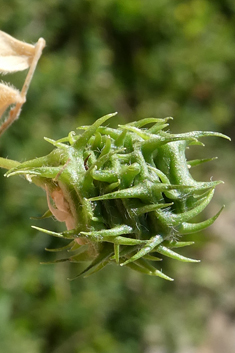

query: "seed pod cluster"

left=5, top=113, right=229, bottom=280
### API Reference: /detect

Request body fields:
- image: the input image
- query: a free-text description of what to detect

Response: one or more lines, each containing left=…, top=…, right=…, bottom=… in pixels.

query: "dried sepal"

left=0, top=30, right=36, bottom=73
left=0, top=30, right=46, bottom=136
left=0, top=83, right=23, bottom=117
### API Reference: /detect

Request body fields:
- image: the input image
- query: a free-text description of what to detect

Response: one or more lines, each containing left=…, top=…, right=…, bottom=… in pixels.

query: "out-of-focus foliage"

left=0, top=1, right=235, bottom=352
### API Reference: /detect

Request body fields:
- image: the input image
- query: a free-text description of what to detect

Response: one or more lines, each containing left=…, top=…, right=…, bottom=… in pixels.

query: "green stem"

left=0, top=157, right=20, bottom=170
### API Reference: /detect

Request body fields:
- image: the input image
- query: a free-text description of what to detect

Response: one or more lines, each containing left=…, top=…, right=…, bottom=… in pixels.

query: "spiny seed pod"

left=4, top=113, right=230, bottom=280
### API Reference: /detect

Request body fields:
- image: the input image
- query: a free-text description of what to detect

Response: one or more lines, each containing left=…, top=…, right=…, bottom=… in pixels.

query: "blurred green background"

left=1, top=1, right=235, bottom=352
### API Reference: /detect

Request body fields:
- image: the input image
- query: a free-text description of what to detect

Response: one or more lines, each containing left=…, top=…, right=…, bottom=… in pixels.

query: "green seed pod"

left=4, top=113, right=230, bottom=280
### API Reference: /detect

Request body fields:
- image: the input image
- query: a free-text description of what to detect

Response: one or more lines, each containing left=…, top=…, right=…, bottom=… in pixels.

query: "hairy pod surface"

left=5, top=113, right=229, bottom=280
